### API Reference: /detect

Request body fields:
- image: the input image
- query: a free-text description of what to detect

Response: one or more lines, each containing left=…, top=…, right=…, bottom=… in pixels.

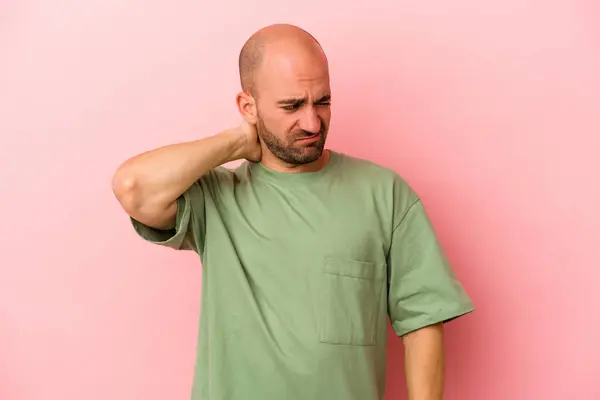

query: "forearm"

left=402, top=323, right=445, bottom=400
left=112, top=129, right=244, bottom=227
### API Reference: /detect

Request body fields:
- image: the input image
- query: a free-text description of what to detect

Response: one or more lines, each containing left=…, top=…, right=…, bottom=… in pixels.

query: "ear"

left=236, top=91, right=258, bottom=124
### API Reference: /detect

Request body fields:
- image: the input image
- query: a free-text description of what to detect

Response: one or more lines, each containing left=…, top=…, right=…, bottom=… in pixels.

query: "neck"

left=260, top=150, right=330, bottom=173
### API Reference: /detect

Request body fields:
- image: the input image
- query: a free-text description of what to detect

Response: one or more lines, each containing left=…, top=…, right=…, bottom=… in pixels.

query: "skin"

left=403, top=322, right=446, bottom=400
left=111, top=23, right=445, bottom=400
left=236, top=24, right=332, bottom=173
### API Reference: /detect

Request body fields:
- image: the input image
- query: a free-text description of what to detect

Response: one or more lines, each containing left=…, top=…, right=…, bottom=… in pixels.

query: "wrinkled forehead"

left=254, top=46, right=330, bottom=101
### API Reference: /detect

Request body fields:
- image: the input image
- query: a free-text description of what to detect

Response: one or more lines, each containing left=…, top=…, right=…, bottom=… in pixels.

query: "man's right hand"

left=234, top=120, right=261, bottom=163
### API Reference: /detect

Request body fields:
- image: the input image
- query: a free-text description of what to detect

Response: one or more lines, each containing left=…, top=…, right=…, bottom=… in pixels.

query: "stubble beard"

left=256, top=116, right=327, bottom=165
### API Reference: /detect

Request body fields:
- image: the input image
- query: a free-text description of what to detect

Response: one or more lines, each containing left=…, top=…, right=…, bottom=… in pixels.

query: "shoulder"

left=198, top=164, right=242, bottom=186
left=336, top=151, right=398, bottom=180
left=334, top=151, right=420, bottom=219
left=335, top=152, right=418, bottom=195
left=181, top=165, right=240, bottom=204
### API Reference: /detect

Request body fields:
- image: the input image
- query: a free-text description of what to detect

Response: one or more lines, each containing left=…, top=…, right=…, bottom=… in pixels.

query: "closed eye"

left=282, top=103, right=301, bottom=111
left=316, top=95, right=331, bottom=106
left=280, top=96, right=331, bottom=111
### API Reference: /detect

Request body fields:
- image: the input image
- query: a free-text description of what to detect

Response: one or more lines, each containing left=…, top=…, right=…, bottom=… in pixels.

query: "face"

left=252, top=48, right=332, bottom=165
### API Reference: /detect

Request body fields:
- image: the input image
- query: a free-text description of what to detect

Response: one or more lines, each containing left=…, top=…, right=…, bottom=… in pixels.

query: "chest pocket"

left=319, top=257, right=386, bottom=346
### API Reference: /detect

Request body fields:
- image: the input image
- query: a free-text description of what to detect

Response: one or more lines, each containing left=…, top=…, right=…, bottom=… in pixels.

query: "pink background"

left=1, top=1, right=599, bottom=399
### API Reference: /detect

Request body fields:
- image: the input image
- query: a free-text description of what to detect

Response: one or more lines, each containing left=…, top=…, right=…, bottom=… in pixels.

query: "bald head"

left=238, top=24, right=327, bottom=96
left=235, top=24, right=332, bottom=168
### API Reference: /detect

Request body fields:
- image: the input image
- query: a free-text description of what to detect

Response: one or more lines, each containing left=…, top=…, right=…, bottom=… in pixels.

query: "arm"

left=111, top=121, right=260, bottom=230
left=402, top=322, right=445, bottom=400
left=386, top=186, right=474, bottom=399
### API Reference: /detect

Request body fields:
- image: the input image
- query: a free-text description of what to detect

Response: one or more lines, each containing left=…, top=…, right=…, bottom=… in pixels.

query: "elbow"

left=111, top=167, right=141, bottom=212
left=111, top=164, right=177, bottom=229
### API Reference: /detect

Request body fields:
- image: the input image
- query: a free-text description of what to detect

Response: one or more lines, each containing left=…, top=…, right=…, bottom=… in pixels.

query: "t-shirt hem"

left=392, top=301, right=475, bottom=337
left=129, top=195, right=191, bottom=249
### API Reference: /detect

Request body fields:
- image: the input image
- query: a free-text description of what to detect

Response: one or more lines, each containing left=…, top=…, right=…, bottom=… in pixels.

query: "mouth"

left=295, top=133, right=321, bottom=144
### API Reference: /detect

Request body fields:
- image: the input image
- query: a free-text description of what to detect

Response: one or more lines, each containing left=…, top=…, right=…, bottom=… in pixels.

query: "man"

left=112, top=23, right=474, bottom=400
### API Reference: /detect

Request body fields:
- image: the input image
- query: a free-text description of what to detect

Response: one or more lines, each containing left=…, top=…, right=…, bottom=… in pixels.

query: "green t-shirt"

left=131, top=150, right=474, bottom=400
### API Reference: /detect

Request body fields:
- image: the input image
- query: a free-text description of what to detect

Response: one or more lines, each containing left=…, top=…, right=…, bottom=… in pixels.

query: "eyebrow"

left=277, top=94, right=331, bottom=106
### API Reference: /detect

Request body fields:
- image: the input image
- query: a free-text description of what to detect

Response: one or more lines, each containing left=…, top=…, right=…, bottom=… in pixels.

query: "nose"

left=299, top=106, right=321, bottom=134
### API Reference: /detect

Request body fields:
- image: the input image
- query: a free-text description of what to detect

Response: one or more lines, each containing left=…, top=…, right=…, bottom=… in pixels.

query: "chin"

left=297, top=148, right=325, bottom=164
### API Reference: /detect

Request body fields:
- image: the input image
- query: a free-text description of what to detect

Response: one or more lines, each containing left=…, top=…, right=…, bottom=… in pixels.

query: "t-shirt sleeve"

left=387, top=198, right=475, bottom=337
left=130, top=180, right=206, bottom=253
